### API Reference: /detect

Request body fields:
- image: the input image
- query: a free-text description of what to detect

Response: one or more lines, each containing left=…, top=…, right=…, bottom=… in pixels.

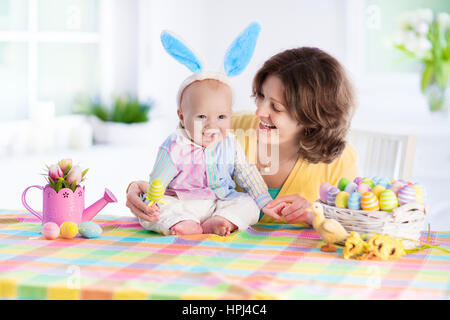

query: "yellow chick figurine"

left=309, top=202, right=349, bottom=252
left=145, top=179, right=166, bottom=206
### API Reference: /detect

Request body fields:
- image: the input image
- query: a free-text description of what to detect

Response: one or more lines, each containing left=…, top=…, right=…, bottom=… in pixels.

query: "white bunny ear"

left=160, top=30, right=203, bottom=73
left=223, top=22, right=261, bottom=77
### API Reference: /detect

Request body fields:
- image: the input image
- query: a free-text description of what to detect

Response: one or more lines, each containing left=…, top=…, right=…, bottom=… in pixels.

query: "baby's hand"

left=146, top=203, right=160, bottom=217
left=261, top=202, right=288, bottom=221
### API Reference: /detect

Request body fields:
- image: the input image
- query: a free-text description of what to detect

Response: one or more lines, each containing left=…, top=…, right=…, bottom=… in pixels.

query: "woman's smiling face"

left=254, top=75, right=302, bottom=145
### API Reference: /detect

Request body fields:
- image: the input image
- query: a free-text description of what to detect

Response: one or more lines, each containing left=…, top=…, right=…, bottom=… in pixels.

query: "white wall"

left=138, top=0, right=346, bottom=118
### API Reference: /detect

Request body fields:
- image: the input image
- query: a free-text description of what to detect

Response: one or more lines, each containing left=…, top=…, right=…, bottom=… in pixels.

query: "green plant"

left=393, top=9, right=450, bottom=112
left=74, top=94, right=153, bottom=124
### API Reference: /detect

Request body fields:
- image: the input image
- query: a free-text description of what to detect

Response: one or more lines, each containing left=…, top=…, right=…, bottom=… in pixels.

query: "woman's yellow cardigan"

left=231, top=111, right=359, bottom=223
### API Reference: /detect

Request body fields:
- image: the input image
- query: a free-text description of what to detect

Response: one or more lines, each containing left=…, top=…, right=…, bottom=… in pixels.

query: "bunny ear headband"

left=160, top=22, right=261, bottom=107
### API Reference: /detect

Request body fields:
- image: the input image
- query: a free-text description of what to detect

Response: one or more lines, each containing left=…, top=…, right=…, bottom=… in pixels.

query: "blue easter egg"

left=344, top=182, right=357, bottom=194
left=377, top=177, right=391, bottom=189
left=347, top=192, right=362, bottom=210
left=79, top=221, right=102, bottom=239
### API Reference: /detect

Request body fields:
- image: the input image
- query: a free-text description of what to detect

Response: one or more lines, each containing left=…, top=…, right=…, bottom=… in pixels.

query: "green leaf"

left=421, top=63, right=434, bottom=93
left=56, top=178, right=64, bottom=192
left=81, top=168, right=89, bottom=178
left=70, top=181, right=77, bottom=192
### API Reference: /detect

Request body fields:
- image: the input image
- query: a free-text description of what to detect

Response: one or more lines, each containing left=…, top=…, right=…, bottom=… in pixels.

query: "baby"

left=139, top=76, right=278, bottom=236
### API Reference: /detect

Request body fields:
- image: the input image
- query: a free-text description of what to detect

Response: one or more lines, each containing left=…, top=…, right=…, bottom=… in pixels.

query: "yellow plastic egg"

left=60, top=221, right=78, bottom=239
left=335, top=191, right=350, bottom=208
left=361, top=192, right=380, bottom=211
left=372, top=185, right=386, bottom=199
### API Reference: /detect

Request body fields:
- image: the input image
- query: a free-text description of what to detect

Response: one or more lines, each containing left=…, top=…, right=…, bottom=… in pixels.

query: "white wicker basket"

left=319, top=201, right=427, bottom=248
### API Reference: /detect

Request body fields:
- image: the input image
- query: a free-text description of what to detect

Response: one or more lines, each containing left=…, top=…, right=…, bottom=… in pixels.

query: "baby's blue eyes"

left=197, top=115, right=227, bottom=119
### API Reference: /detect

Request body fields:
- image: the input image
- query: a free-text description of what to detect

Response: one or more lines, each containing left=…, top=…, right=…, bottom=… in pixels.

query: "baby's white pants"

left=138, top=194, right=260, bottom=235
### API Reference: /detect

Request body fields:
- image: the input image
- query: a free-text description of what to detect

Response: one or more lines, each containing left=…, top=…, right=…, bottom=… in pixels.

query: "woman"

left=126, top=47, right=358, bottom=226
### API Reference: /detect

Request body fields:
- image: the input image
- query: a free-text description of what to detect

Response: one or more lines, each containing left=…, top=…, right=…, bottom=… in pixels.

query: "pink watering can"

left=22, top=184, right=117, bottom=226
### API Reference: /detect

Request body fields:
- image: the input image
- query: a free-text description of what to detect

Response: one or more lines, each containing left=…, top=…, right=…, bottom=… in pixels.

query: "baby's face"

left=178, top=80, right=232, bottom=147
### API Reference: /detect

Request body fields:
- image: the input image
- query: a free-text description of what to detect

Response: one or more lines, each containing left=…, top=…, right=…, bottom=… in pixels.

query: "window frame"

left=0, top=0, right=113, bottom=121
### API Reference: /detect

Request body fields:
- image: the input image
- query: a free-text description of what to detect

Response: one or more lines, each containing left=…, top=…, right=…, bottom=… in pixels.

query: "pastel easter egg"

left=347, top=192, right=362, bottom=210
left=338, top=178, right=350, bottom=191
left=389, top=180, right=407, bottom=195
left=79, top=221, right=102, bottom=239
left=379, top=189, right=399, bottom=212
left=344, top=181, right=357, bottom=194
left=42, top=222, right=60, bottom=240
left=377, top=177, right=391, bottom=188
left=414, top=184, right=426, bottom=203
left=372, top=185, right=386, bottom=199
left=319, top=183, right=334, bottom=203
left=327, top=187, right=340, bottom=207
left=353, top=177, right=363, bottom=185
left=357, top=183, right=371, bottom=195
left=372, top=176, right=381, bottom=185
left=361, top=192, right=380, bottom=211
left=360, top=177, right=374, bottom=188
left=335, top=191, right=350, bottom=208
left=60, top=221, right=78, bottom=239
left=397, top=185, right=417, bottom=206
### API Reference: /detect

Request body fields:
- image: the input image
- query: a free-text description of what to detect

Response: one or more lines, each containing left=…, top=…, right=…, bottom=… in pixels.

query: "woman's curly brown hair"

left=252, top=47, right=356, bottom=164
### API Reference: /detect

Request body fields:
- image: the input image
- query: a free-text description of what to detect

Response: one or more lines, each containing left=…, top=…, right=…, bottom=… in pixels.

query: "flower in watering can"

left=67, top=165, right=82, bottom=186
left=48, top=164, right=63, bottom=182
left=58, top=158, right=72, bottom=174
left=44, top=160, right=89, bottom=192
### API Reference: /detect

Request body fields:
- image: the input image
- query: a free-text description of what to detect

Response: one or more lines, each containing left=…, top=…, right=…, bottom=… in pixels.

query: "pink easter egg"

left=353, top=177, right=363, bottom=185
left=319, top=183, right=334, bottom=203
left=42, top=222, right=60, bottom=240
left=357, top=183, right=371, bottom=195
left=389, top=180, right=407, bottom=195
left=397, top=185, right=417, bottom=206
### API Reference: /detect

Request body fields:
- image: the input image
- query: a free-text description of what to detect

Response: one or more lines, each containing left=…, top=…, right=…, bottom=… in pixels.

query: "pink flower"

left=58, top=158, right=72, bottom=172
left=66, top=165, right=82, bottom=186
left=48, top=164, right=63, bottom=182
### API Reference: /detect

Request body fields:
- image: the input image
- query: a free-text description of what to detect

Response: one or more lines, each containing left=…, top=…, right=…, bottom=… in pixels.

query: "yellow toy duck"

left=309, top=202, right=349, bottom=252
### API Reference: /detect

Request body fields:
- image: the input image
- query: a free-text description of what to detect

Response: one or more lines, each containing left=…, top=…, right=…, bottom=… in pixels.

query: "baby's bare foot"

left=170, top=220, right=202, bottom=235
left=201, top=216, right=237, bottom=236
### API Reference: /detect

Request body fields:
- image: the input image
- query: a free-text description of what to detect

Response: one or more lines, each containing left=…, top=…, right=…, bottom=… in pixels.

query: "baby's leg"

left=201, top=216, right=237, bottom=236
left=203, top=194, right=260, bottom=236
left=170, top=220, right=203, bottom=235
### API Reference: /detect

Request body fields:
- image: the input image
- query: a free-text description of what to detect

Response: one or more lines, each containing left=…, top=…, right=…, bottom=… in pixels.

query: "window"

left=346, top=0, right=450, bottom=77
left=365, top=0, right=450, bottom=74
left=0, top=0, right=101, bottom=122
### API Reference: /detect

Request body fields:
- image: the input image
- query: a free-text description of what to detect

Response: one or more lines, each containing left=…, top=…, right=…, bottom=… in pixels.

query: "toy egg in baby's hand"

left=42, top=222, right=60, bottom=240
left=79, top=221, right=102, bottom=239
left=145, top=179, right=166, bottom=206
left=60, top=221, right=78, bottom=239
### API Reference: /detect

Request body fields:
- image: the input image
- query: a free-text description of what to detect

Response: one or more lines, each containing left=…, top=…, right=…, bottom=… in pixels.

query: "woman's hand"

left=261, top=202, right=288, bottom=221
left=265, top=194, right=313, bottom=225
left=126, top=180, right=160, bottom=222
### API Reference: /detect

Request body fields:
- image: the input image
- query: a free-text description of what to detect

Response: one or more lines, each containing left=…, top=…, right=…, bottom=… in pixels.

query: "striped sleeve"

left=149, top=146, right=178, bottom=188
left=234, top=141, right=272, bottom=210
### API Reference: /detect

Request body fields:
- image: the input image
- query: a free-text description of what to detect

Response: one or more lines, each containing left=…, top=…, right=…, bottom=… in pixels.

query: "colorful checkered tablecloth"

left=0, top=209, right=448, bottom=300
